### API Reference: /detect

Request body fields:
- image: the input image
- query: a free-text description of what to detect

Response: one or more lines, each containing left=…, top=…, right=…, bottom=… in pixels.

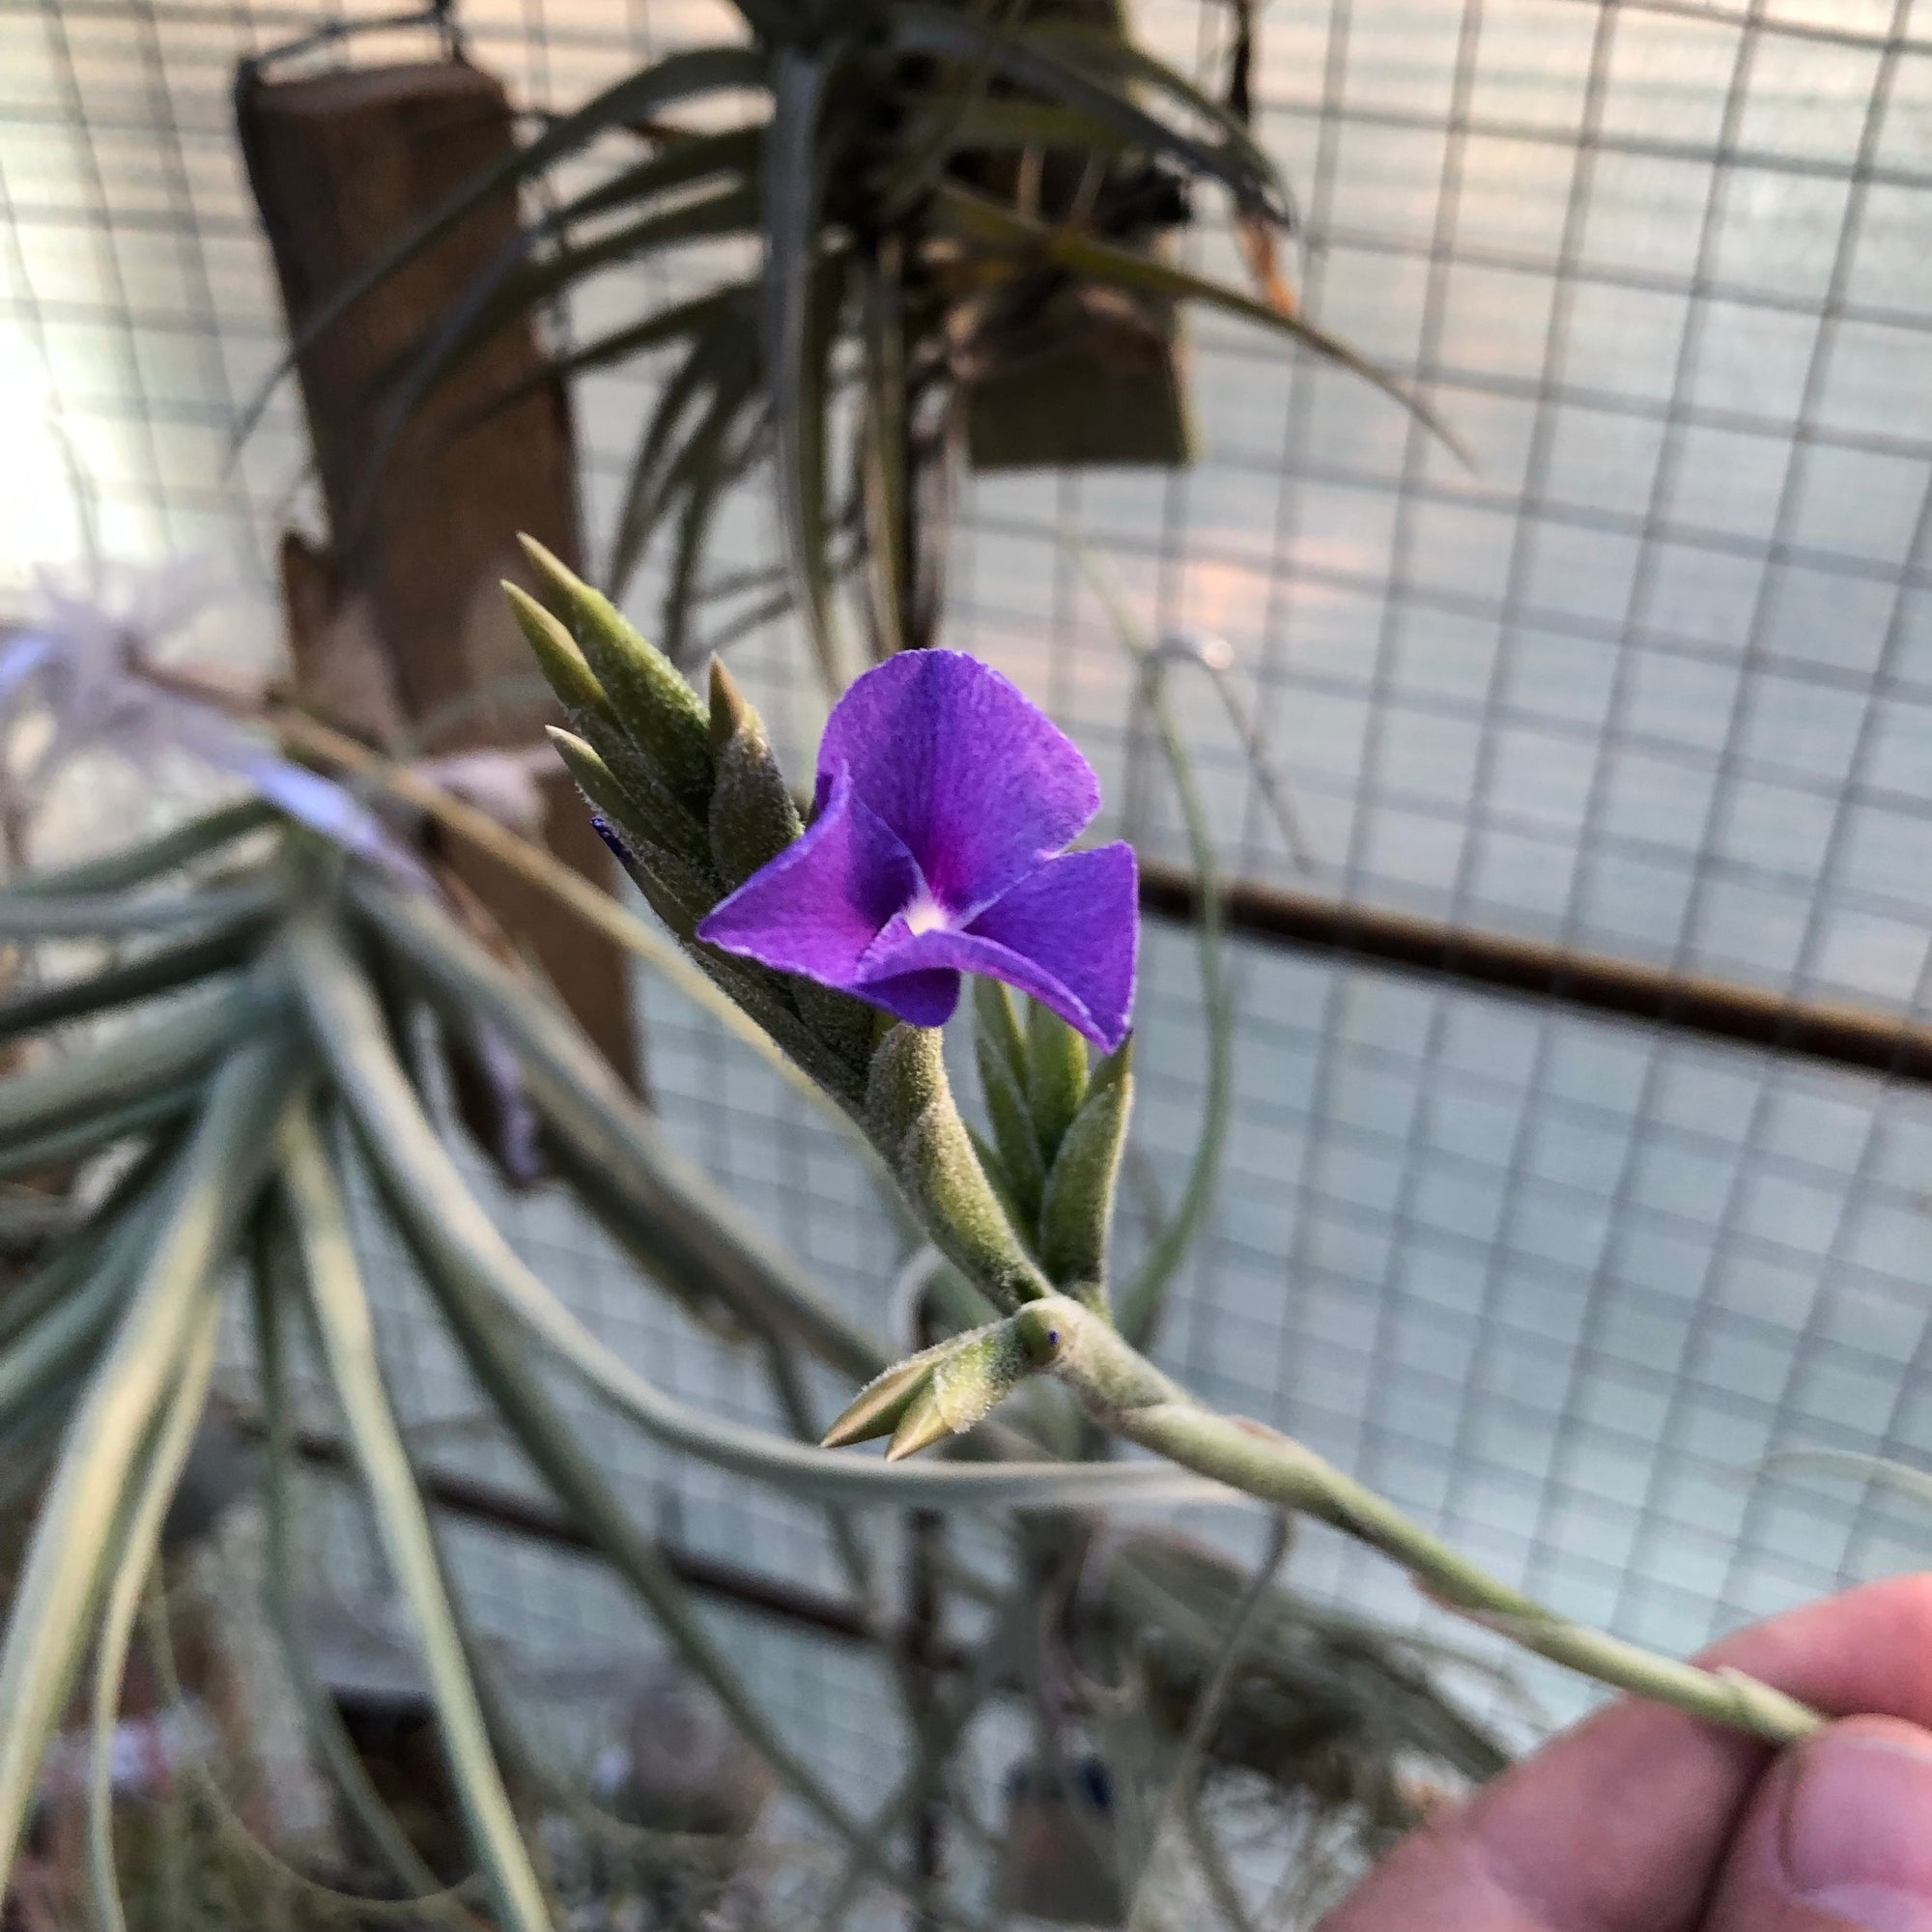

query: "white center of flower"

left=903, top=890, right=950, bottom=936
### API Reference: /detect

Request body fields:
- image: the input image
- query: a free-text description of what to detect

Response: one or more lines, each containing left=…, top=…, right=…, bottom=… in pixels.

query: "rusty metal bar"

left=1137, top=862, right=1932, bottom=1086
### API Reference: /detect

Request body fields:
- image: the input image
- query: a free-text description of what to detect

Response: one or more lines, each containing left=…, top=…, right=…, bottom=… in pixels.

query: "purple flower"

left=696, top=651, right=1137, bottom=1051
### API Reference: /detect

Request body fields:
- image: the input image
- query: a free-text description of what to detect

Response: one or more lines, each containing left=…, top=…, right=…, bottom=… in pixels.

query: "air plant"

left=0, top=546, right=1818, bottom=1927
left=255, top=0, right=1456, bottom=686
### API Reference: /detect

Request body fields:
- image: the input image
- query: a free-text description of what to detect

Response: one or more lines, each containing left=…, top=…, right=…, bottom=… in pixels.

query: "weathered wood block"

left=239, top=58, right=639, bottom=1104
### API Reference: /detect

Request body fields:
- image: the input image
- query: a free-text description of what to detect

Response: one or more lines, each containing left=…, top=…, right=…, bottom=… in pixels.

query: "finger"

left=1703, top=1717, right=1932, bottom=1932
left=1320, top=1575, right=1932, bottom=1932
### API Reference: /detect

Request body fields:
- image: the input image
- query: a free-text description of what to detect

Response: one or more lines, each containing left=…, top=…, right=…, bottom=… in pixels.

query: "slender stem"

left=1020, top=1297, right=1823, bottom=1747
left=1127, top=1512, right=1289, bottom=1932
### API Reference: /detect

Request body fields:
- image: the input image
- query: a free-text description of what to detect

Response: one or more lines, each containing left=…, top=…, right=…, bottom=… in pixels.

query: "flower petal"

left=858, top=843, right=1139, bottom=1052
left=696, top=764, right=923, bottom=984
left=849, top=965, right=964, bottom=1031
left=816, top=651, right=1099, bottom=917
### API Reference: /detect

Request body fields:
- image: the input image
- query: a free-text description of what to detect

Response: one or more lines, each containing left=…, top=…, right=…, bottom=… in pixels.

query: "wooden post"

left=237, top=57, right=640, bottom=1109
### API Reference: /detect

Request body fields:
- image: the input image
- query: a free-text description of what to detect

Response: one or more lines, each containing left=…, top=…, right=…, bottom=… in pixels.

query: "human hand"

left=1321, top=1576, right=1932, bottom=1931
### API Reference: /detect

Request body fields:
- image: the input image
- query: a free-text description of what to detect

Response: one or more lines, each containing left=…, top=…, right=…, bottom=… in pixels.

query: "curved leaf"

left=1019, top=19, right=1288, bottom=217
left=764, top=49, right=846, bottom=693
left=0, top=920, right=267, bottom=1049
left=0, top=1037, right=299, bottom=1897
left=858, top=245, right=911, bottom=657
left=454, top=280, right=755, bottom=436
left=364, top=137, right=761, bottom=475
left=5, top=798, right=274, bottom=897
left=889, top=6, right=1288, bottom=222
left=661, top=375, right=764, bottom=662
left=366, top=1165, right=920, bottom=1901
left=0, top=876, right=280, bottom=941
left=936, top=184, right=1468, bottom=462
left=0, top=981, right=278, bottom=1151
left=347, top=879, right=880, bottom=1372
left=248, top=1211, right=452, bottom=1903
left=350, top=182, right=759, bottom=530
left=0, top=1079, right=204, bottom=1184
left=0, top=1174, right=173, bottom=1437
left=608, top=320, right=751, bottom=599
left=279, top=1108, right=552, bottom=1932
left=290, top=915, right=1225, bottom=1511
left=1069, top=542, right=1232, bottom=1348
left=84, top=1293, right=221, bottom=1932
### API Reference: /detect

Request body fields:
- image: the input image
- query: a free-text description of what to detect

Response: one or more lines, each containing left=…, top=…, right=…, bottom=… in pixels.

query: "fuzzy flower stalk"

left=511, top=544, right=1824, bottom=1748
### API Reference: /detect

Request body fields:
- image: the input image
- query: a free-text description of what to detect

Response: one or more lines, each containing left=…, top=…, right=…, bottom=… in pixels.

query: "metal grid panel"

left=4, top=0, right=1932, bottom=1752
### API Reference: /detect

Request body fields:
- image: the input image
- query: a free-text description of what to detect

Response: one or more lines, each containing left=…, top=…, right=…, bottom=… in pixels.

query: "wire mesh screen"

left=3, top=0, right=1932, bottom=1776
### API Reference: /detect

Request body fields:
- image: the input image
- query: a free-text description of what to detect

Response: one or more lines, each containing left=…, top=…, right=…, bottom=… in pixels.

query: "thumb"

left=1705, top=1718, right=1932, bottom=1932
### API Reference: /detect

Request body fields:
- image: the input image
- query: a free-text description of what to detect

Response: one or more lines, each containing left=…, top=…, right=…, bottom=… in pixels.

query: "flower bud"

left=974, top=1023, right=1045, bottom=1236
left=706, top=660, right=803, bottom=891
left=1027, top=1001, right=1089, bottom=1163
left=518, top=535, right=713, bottom=812
left=1037, top=1036, right=1133, bottom=1305
left=547, top=729, right=718, bottom=938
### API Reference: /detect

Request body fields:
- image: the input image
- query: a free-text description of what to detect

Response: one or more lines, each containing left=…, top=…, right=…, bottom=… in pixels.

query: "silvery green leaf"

left=0, top=980, right=280, bottom=1151
left=84, top=1293, right=220, bottom=1932
left=279, top=1109, right=553, bottom=1932
left=4, top=797, right=273, bottom=898
left=0, top=1039, right=298, bottom=1897
left=865, top=1026, right=1052, bottom=1312
left=0, top=877, right=281, bottom=942
left=0, top=1081, right=203, bottom=1186
left=1037, top=1037, right=1133, bottom=1303
left=250, top=1213, right=447, bottom=1900
left=297, top=920, right=1223, bottom=1509
left=0, top=912, right=265, bottom=1051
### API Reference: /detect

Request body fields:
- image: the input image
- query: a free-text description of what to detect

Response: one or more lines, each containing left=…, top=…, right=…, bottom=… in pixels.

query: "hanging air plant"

left=253, top=0, right=1456, bottom=688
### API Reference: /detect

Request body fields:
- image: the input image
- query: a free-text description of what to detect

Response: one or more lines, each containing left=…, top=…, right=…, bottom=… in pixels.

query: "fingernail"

left=1785, top=1726, right=1932, bottom=1930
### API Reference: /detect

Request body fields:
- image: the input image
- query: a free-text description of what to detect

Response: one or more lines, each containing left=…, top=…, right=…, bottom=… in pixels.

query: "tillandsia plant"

left=0, top=556, right=1515, bottom=1928
left=0, top=550, right=1836, bottom=1927
left=255, top=0, right=1456, bottom=683
left=512, top=537, right=1833, bottom=1748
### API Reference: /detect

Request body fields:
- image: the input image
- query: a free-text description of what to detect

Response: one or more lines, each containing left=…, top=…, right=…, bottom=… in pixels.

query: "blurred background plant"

left=261, top=0, right=1450, bottom=684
